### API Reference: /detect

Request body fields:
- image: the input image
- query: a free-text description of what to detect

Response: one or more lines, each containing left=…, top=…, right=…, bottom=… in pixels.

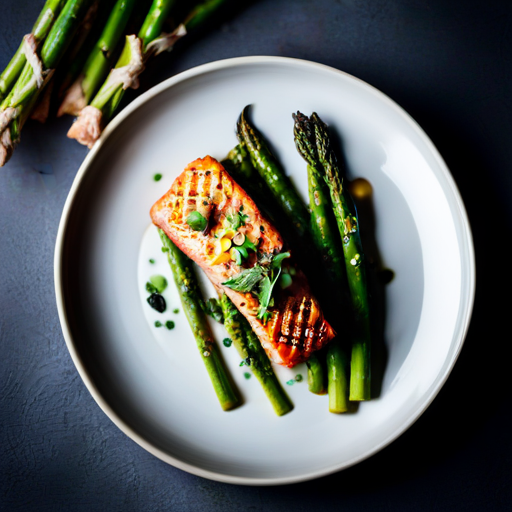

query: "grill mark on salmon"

left=150, top=156, right=335, bottom=367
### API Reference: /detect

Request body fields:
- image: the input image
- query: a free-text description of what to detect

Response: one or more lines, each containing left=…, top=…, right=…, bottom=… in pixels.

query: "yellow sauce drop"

left=349, top=178, right=373, bottom=200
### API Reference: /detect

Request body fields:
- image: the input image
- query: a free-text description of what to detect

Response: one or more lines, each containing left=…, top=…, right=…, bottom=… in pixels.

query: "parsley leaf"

left=255, top=275, right=272, bottom=313
left=222, top=251, right=291, bottom=323
left=222, top=266, right=264, bottom=292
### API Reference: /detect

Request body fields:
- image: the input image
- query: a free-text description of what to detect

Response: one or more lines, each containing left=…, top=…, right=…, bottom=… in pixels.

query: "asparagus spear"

left=0, top=0, right=93, bottom=166
left=310, top=112, right=372, bottom=401
left=159, top=229, right=240, bottom=411
left=293, top=111, right=349, bottom=410
left=293, top=112, right=347, bottom=309
left=220, top=293, right=293, bottom=416
left=223, top=143, right=258, bottom=186
left=221, top=143, right=282, bottom=226
left=183, top=0, right=228, bottom=31
left=0, top=0, right=67, bottom=102
left=305, top=353, right=326, bottom=395
left=68, top=0, right=229, bottom=147
left=236, top=106, right=311, bottom=241
left=58, top=0, right=138, bottom=116
left=326, top=341, right=349, bottom=413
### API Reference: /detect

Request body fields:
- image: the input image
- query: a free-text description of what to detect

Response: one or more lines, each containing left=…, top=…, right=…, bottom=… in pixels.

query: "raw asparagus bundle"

left=293, top=111, right=350, bottom=411
left=30, top=0, right=104, bottom=123
left=0, top=0, right=67, bottom=102
left=66, top=0, right=180, bottom=147
left=159, top=229, right=240, bottom=411
left=68, top=0, right=228, bottom=148
left=309, top=112, right=372, bottom=401
left=57, top=0, right=138, bottom=117
left=0, top=0, right=93, bottom=166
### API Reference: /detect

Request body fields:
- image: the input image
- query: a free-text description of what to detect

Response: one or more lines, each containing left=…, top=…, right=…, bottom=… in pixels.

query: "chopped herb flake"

left=244, top=372, right=251, bottom=380
left=223, top=337, right=233, bottom=347
left=149, top=274, right=167, bottom=293
left=173, top=308, right=180, bottom=314
left=295, top=374, right=303, bottom=382
left=286, top=379, right=295, bottom=386
left=165, top=320, right=175, bottom=330
left=146, top=282, right=157, bottom=294
left=149, top=259, right=155, bottom=264
left=153, top=173, right=162, bottom=181
left=154, top=320, right=162, bottom=327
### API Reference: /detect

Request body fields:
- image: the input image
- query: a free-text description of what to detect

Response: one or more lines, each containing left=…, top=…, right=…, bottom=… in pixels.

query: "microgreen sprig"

left=222, top=251, right=291, bottom=323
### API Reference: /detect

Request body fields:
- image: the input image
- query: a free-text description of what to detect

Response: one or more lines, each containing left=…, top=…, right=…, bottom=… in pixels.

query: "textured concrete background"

left=1, top=0, right=511, bottom=510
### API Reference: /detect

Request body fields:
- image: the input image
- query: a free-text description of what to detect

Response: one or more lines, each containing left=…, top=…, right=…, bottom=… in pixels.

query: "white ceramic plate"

left=54, top=56, right=475, bottom=485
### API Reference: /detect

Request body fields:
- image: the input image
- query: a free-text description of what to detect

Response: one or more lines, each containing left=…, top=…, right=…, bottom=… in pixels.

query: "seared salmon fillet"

left=150, top=156, right=335, bottom=367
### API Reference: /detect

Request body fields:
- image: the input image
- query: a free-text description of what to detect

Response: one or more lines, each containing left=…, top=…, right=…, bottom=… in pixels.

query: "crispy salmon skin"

left=150, top=156, right=335, bottom=367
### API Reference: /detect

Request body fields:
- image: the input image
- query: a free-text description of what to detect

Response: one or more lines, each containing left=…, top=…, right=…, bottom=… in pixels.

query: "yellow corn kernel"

left=220, top=237, right=232, bottom=252
left=210, top=251, right=232, bottom=266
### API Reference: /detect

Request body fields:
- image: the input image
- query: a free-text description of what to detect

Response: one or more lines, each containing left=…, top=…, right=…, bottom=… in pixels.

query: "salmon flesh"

left=150, top=156, right=335, bottom=367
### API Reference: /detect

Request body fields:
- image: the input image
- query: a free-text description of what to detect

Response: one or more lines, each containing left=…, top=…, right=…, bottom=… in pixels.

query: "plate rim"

left=54, top=55, right=476, bottom=486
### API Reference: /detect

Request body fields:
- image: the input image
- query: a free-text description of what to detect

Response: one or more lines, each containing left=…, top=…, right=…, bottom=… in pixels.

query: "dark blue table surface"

left=1, top=1, right=511, bottom=510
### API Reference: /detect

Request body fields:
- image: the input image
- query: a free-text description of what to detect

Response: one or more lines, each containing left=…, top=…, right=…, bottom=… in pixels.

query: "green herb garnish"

left=154, top=320, right=162, bottom=327
left=244, top=372, right=251, bottom=380
left=165, top=320, right=175, bottom=330
left=295, top=374, right=303, bottom=382
left=230, top=236, right=257, bottom=265
left=222, top=252, right=291, bottom=323
left=223, top=337, right=233, bottom=347
left=149, top=258, right=155, bottom=264
left=227, top=207, right=249, bottom=230
left=149, top=274, right=167, bottom=293
left=146, top=282, right=157, bottom=294
left=222, top=266, right=265, bottom=292
left=153, top=173, right=162, bottom=181
left=186, top=211, right=207, bottom=231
